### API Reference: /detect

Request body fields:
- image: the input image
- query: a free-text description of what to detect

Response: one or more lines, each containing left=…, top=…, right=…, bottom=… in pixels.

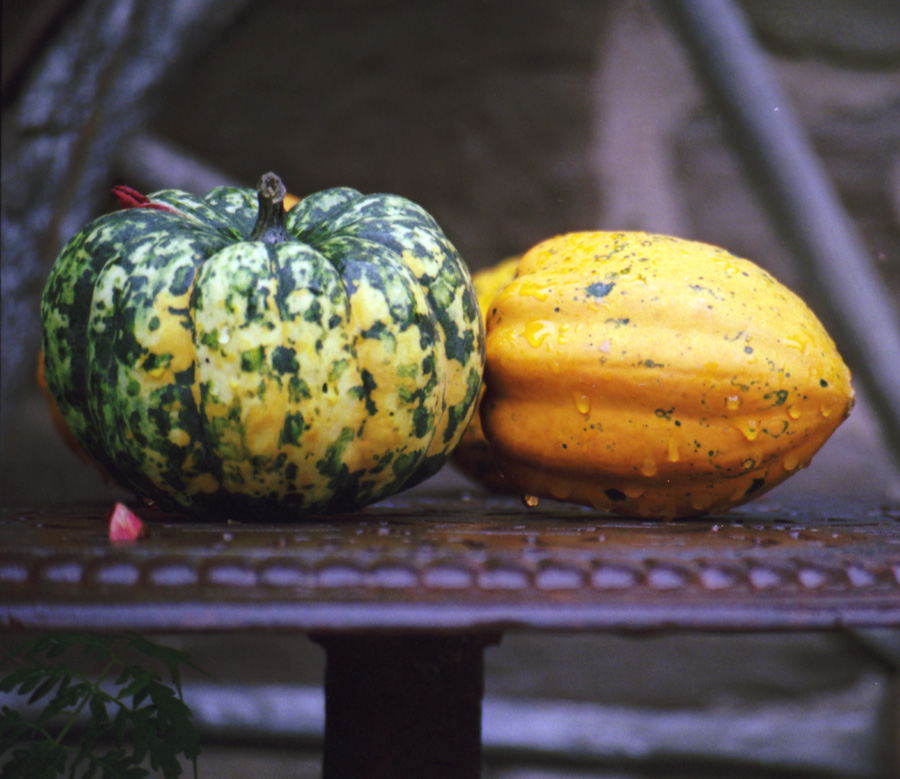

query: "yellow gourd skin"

left=450, top=256, right=520, bottom=490
left=481, top=232, right=854, bottom=518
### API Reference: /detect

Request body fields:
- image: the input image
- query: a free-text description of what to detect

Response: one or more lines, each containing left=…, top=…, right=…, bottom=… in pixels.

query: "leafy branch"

left=0, top=633, right=202, bottom=779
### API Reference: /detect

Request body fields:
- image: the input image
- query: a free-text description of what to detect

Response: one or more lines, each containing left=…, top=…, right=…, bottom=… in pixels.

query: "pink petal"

left=108, top=502, right=145, bottom=542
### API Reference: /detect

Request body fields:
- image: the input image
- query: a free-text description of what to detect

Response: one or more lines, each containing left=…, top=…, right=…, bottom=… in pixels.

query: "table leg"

left=312, top=632, right=500, bottom=779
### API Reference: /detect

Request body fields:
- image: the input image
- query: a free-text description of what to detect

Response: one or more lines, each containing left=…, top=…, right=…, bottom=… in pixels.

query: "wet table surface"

left=2, top=495, right=899, bottom=633
left=3, top=494, right=899, bottom=778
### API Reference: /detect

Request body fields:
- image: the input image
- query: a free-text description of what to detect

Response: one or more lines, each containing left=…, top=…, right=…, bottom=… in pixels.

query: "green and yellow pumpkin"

left=41, top=173, right=484, bottom=518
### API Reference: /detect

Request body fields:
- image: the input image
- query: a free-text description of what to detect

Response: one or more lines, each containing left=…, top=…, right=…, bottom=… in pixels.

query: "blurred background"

left=2, top=1, right=899, bottom=776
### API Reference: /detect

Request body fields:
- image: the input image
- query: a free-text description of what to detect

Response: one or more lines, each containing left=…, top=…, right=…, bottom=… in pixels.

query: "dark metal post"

left=313, top=632, right=500, bottom=779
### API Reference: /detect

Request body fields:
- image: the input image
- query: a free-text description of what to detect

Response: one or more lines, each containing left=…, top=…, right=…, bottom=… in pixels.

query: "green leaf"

left=36, top=677, right=83, bottom=726
left=27, top=671, right=62, bottom=704
left=95, top=747, right=150, bottom=779
left=42, top=638, right=73, bottom=659
left=82, top=633, right=114, bottom=656
left=131, top=711, right=150, bottom=765
left=119, top=668, right=156, bottom=699
left=88, top=694, right=111, bottom=729
left=13, top=668, right=48, bottom=696
left=0, top=742, right=67, bottom=779
left=0, top=665, right=41, bottom=694
left=112, top=705, right=130, bottom=746
left=0, top=633, right=203, bottom=779
left=0, top=707, right=34, bottom=751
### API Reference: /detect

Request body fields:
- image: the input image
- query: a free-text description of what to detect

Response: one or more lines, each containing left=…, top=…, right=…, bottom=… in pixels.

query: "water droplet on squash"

left=783, top=331, right=812, bottom=354
left=820, top=404, right=833, bottom=418
left=691, top=494, right=716, bottom=512
left=519, top=283, right=549, bottom=301
left=522, top=494, right=540, bottom=508
left=219, top=326, right=231, bottom=345
left=574, top=393, right=591, bottom=415
left=714, top=257, right=740, bottom=276
left=641, top=458, right=658, bottom=477
left=783, top=454, right=800, bottom=471
left=734, top=420, right=759, bottom=441
left=726, top=395, right=742, bottom=410
left=787, top=405, right=802, bottom=420
left=667, top=437, right=680, bottom=462
left=623, top=484, right=647, bottom=499
left=524, top=320, right=550, bottom=348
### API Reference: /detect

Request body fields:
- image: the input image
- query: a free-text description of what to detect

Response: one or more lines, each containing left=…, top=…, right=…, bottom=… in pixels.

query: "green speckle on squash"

left=241, top=346, right=265, bottom=372
left=288, top=376, right=311, bottom=402
left=328, top=359, right=348, bottom=383
left=281, top=412, right=306, bottom=446
left=200, top=330, right=219, bottom=350
left=317, top=426, right=355, bottom=478
left=271, top=346, right=298, bottom=375
left=586, top=281, right=615, bottom=299
left=413, top=406, right=434, bottom=438
left=766, top=389, right=789, bottom=406
left=391, top=450, right=419, bottom=477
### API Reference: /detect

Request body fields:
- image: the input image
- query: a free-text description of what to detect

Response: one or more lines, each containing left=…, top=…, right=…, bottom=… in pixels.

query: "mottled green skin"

left=41, top=185, right=484, bottom=518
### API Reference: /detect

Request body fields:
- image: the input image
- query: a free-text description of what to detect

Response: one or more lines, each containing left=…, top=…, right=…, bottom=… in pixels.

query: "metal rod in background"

left=664, top=0, right=900, bottom=473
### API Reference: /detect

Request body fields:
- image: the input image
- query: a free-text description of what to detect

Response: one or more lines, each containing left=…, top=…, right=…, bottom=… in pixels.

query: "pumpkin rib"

left=285, top=187, right=363, bottom=240
left=148, top=189, right=244, bottom=237
left=89, top=228, right=224, bottom=507
left=306, top=204, right=481, bottom=480
left=202, top=186, right=263, bottom=237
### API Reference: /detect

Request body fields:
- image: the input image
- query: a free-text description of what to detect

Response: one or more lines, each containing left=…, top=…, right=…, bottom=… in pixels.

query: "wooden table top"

left=2, top=495, right=898, bottom=633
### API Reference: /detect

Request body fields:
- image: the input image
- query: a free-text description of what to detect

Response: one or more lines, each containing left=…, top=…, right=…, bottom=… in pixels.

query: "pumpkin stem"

left=250, top=172, right=290, bottom=243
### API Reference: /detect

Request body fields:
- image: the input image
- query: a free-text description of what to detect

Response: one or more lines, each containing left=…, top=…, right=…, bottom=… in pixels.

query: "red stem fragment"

left=112, top=185, right=182, bottom=214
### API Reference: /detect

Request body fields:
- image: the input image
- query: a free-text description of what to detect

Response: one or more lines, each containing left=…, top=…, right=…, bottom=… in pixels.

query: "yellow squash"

left=481, top=232, right=854, bottom=517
